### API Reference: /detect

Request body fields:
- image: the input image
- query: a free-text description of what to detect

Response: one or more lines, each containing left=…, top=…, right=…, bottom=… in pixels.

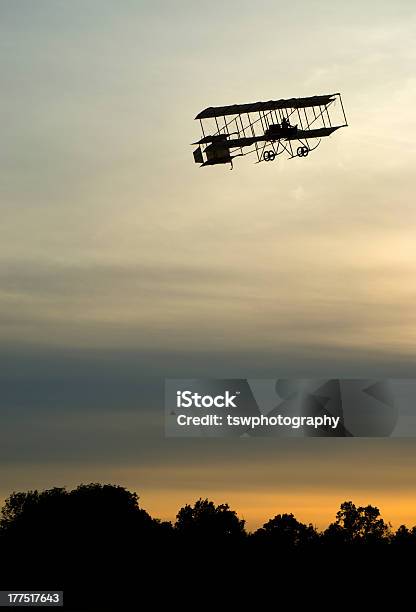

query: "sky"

left=1, top=0, right=416, bottom=530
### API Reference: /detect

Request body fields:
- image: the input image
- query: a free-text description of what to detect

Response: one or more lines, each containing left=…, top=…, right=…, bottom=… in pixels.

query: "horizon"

left=2, top=479, right=416, bottom=533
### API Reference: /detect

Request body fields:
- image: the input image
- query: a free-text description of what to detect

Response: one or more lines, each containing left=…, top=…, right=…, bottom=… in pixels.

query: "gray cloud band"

left=165, top=379, right=416, bottom=437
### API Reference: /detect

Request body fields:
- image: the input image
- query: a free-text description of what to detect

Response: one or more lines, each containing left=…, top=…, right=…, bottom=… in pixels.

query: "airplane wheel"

left=263, top=150, right=275, bottom=162
left=297, top=146, right=309, bottom=157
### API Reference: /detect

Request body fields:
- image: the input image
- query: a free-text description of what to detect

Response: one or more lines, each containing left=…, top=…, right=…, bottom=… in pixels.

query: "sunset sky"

left=1, top=0, right=416, bottom=530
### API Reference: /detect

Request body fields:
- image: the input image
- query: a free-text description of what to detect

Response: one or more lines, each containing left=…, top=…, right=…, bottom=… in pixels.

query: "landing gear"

left=263, top=150, right=276, bottom=162
left=297, top=146, right=309, bottom=157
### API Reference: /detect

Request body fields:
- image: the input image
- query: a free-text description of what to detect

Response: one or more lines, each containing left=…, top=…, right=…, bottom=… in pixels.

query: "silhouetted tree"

left=321, top=521, right=347, bottom=545
left=0, top=483, right=165, bottom=609
left=175, top=498, right=245, bottom=541
left=391, top=524, right=416, bottom=546
left=0, top=483, right=154, bottom=546
left=253, top=513, right=318, bottom=548
left=323, top=501, right=390, bottom=545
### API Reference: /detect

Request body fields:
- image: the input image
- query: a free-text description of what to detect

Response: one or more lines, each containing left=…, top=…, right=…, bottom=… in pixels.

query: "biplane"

left=192, top=92, right=347, bottom=168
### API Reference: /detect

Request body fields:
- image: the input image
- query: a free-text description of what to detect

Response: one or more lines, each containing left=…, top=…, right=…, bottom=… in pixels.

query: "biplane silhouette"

left=192, top=92, right=347, bottom=168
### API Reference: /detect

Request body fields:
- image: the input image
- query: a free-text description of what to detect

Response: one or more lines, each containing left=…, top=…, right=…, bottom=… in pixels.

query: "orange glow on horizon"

left=140, top=488, right=416, bottom=532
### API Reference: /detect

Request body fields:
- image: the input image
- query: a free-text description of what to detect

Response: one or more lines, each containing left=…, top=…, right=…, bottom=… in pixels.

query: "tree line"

left=0, top=483, right=412, bottom=608
left=1, top=483, right=413, bottom=546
